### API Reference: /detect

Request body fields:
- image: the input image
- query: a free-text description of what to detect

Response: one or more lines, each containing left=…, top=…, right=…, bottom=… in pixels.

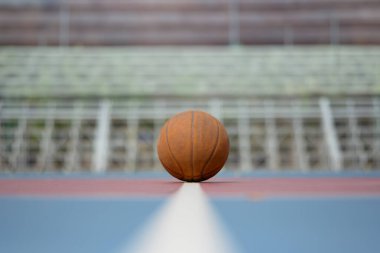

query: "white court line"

left=122, top=183, right=239, bottom=253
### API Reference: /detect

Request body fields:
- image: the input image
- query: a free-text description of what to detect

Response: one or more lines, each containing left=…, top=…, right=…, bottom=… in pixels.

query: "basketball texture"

left=157, top=111, right=229, bottom=182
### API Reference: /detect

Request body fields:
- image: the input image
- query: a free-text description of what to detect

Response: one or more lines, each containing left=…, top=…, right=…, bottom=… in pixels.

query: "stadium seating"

left=1, top=0, right=380, bottom=172
left=1, top=46, right=380, bottom=172
left=0, top=0, right=380, bottom=45
left=1, top=46, right=379, bottom=97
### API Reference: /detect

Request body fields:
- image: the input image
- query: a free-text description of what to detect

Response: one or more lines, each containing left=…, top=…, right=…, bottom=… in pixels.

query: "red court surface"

left=1, top=177, right=380, bottom=197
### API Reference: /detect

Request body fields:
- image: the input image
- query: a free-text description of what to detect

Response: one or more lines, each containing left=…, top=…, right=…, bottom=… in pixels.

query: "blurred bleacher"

left=1, top=46, right=379, bottom=172
left=0, top=46, right=379, bottom=97
left=0, top=0, right=380, bottom=45
left=1, top=0, right=380, bottom=173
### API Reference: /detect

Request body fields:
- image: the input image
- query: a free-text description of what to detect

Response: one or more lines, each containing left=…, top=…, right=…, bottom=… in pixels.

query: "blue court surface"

left=1, top=172, right=380, bottom=253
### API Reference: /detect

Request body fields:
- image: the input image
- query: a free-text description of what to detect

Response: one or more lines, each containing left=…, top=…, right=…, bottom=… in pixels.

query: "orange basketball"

left=157, top=111, right=229, bottom=182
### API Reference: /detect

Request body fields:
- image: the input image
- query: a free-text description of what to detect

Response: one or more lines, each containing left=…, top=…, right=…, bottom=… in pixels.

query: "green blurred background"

left=0, top=0, right=380, bottom=172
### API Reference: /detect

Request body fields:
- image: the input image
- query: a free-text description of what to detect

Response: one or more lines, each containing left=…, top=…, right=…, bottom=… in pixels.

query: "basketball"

left=157, top=111, right=229, bottom=182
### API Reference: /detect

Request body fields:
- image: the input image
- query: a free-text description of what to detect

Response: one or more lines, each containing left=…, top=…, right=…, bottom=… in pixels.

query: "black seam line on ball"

left=165, top=122, right=185, bottom=178
left=200, top=118, right=220, bottom=179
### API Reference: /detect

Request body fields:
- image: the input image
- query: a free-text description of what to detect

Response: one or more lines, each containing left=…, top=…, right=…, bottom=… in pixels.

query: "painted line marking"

left=122, top=183, right=239, bottom=253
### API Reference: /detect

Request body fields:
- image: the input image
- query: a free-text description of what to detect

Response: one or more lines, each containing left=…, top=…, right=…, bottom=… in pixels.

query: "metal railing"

left=1, top=97, right=379, bottom=172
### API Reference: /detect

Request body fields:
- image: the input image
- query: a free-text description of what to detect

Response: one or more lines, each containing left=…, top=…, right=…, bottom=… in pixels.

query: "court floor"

left=1, top=171, right=380, bottom=253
